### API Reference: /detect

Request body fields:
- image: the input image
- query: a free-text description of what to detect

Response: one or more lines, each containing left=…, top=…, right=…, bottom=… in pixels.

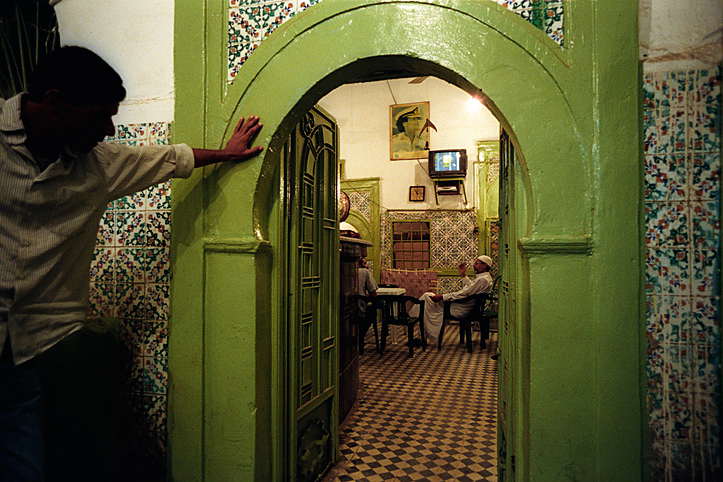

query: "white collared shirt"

left=0, top=94, right=194, bottom=364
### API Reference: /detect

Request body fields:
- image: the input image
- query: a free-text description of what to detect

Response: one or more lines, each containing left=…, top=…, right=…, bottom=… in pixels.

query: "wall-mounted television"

left=428, top=149, right=467, bottom=179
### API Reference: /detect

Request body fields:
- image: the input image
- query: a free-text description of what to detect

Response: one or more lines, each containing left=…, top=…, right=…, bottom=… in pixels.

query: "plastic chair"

left=379, top=295, right=426, bottom=358
left=439, top=293, right=490, bottom=353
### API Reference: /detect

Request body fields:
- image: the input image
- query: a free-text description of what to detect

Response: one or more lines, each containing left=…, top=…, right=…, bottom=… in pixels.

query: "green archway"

left=170, top=1, right=642, bottom=481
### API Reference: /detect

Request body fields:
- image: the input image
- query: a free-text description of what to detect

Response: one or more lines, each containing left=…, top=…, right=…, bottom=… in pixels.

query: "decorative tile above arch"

left=227, top=0, right=564, bottom=82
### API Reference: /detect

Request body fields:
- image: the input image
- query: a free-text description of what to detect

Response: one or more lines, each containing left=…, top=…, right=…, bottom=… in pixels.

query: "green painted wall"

left=171, top=1, right=642, bottom=480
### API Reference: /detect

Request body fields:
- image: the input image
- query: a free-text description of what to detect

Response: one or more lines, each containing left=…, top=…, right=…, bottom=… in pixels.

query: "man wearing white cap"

left=418, top=255, right=494, bottom=346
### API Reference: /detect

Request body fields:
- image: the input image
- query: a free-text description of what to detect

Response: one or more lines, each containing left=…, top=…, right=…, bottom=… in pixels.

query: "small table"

left=376, top=287, right=406, bottom=344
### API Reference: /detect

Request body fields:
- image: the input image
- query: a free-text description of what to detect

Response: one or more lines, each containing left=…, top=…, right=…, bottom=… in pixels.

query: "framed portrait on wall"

left=390, top=101, right=430, bottom=160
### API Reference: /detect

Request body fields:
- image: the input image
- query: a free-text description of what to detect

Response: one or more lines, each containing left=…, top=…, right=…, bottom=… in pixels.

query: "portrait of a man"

left=390, top=102, right=430, bottom=160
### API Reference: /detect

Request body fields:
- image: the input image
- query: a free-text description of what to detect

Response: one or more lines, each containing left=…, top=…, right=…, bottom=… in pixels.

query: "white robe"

left=418, top=272, right=493, bottom=342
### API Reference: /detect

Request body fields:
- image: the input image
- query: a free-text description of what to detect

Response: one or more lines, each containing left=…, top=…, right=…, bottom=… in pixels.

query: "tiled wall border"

left=227, top=0, right=565, bottom=82
left=91, top=122, right=173, bottom=475
left=644, top=67, right=721, bottom=480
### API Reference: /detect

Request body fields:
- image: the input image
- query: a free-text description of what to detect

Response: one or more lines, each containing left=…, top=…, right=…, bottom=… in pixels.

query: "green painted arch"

left=205, top=0, right=590, bottom=243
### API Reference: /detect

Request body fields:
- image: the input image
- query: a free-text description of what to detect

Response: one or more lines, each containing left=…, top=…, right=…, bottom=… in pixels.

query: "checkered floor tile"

left=323, top=325, right=498, bottom=482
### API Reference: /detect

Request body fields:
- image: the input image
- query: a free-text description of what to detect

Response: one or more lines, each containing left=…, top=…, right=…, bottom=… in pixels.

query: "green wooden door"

left=497, top=128, right=517, bottom=480
left=283, top=107, right=340, bottom=481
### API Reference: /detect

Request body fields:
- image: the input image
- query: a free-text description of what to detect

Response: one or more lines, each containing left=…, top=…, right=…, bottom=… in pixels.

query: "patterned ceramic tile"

left=693, top=393, right=720, bottom=446
left=670, top=71, right=688, bottom=108
left=662, top=344, right=694, bottom=393
left=543, top=3, right=563, bottom=45
left=143, top=321, right=169, bottom=358
left=347, top=189, right=371, bottom=220
left=146, top=247, right=171, bottom=284
left=116, top=211, right=147, bottom=246
left=87, top=283, right=115, bottom=318
left=146, top=211, right=171, bottom=247
left=143, top=358, right=168, bottom=396
left=143, top=393, right=168, bottom=437
left=96, top=210, right=115, bottom=246
left=691, top=69, right=722, bottom=106
left=120, top=318, right=144, bottom=358
left=90, top=248, right=115, bottom=282
left=147, top=180, right=172, bottom=210
left=690, top=104, right=721, bottom=152
left=671, top=109, right=687, bottom=153
left=691, top=153, right=721, bottom=201
left=116, top=190, right=146, bottom=211
left=691, top=297, right=720, bottom=346
left=694, top=344, right=721, bottom=393
left=128, top=355, right=145, bottom=393
left=116, top=247, right=146, bottom=283
left=645, top=201, right=688, bottom=247
left=665, top=390, right=693, bottom=440
left=645, top=154, right=687, bottom=201
left=645, top=248, right=691, bottom=295
left=647, top=294, right=691, bottom=344
left=691, top=249, right=719, bottom=296
left=691, top=201, right=721, bottom=248
left=116, top=283, right=146, bottom=319
left=145, top=284, right=170, bottom=321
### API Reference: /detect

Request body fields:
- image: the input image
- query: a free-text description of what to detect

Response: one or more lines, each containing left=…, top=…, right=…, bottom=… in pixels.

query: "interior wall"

left=318, top=77, right=499, bottom=210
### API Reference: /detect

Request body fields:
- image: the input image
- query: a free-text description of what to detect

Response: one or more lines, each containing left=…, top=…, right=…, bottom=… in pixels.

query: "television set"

left=428, top=149, right=467, bottom=179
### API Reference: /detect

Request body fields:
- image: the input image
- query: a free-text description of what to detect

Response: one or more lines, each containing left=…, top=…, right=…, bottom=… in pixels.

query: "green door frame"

left=170, top=1, right=642, bottom=480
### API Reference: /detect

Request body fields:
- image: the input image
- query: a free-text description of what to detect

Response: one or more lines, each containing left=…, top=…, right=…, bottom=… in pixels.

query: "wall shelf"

left=432, top=177, right=466, bottom=205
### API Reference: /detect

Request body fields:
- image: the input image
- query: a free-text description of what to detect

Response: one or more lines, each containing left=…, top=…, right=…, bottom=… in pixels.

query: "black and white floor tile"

left=323, top=325, right=498, bottom=482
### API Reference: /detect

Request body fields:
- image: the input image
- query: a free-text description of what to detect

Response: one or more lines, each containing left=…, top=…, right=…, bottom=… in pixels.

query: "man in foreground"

left=0, top=46, right=264, bottom=481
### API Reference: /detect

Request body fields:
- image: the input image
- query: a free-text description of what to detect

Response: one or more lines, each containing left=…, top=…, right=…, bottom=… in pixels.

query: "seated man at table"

left=418, top=255, right=494, bottom=346
left=357, top=258, right=378, bottom=353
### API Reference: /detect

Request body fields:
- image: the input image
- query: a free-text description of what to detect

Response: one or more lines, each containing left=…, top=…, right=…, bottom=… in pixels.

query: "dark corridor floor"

left=322, top=325, right=499, bottom=482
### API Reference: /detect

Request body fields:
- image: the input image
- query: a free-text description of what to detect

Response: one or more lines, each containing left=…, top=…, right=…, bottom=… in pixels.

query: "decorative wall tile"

left=227, top=0, right=564, bottom=81
left=645, top=202, right=688, bottom=247
left=647, top=294, right=691, bottom=344
left=91, top=248, right=115, bottom=282
left=645, top=154, right=687, bottom=201
left=143, top=394, right=167, bottom=432
left=143, top=358, right=168, bottom=395
left=96, top=211, right=115, bottom=246
left=145, top=284, right=170, bottom=321
left=645, top=67, right=721, bottom=479
left=143, top=321, right=169, bottom=358
left=691, top=249, right=719, bottom=296
left=146, top=247, right=171, bottom=284
left=646, top=248, right=690, bottom=295
left=116, top=248, right=146, bottom=283
left=116, top=211, right=147, bottom=246
left=147, top=180, right=172, bottom=210
left=146, top=211, right=171, bottom=247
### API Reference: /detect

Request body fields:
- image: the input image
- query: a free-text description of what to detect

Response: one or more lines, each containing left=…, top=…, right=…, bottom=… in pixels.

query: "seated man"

left=357, top=258, right=378, bottom=353
left=418, top=255, right=494, bottom=345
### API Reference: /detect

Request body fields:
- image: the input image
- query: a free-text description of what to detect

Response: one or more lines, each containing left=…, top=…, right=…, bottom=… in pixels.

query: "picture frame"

left=409, top=185, right=425, bottom=202
left=390, top=101, right=430, bottom=160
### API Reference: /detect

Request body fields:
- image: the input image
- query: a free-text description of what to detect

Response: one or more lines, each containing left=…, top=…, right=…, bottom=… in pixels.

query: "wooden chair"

left=379, top=295, right=426, bottom=358
left=438, top=293, right=490, bottom=353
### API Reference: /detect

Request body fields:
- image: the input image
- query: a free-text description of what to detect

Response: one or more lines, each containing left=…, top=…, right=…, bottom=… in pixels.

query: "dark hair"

left=27, top=46, right=126, bottom=105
